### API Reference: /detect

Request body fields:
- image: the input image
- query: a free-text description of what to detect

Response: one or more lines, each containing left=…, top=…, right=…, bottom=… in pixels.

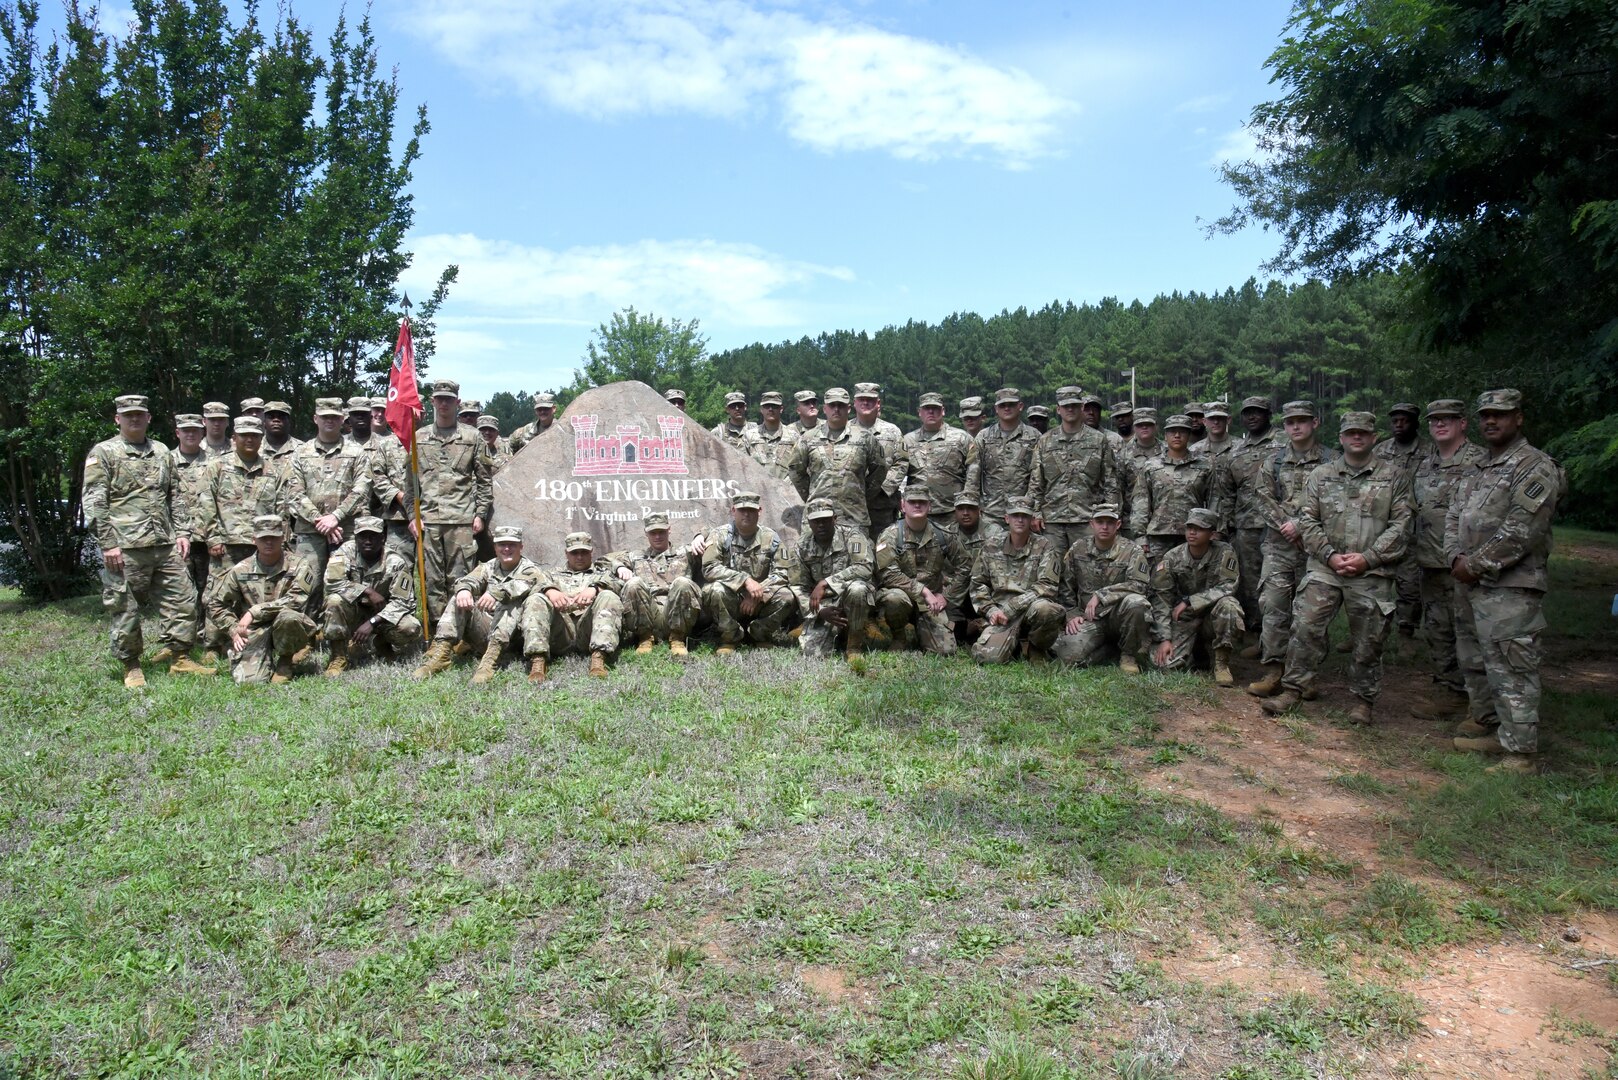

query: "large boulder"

left=492, top=381, right=803, bottom=566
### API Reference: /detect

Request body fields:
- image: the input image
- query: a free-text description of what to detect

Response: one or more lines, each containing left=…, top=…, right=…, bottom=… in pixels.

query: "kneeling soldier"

left=1052, top=503, right=1151, bottom=672
left=1149, top=508, right=1242, bottom=684
left=791, top=499, right=876, bottom=660
left=529, top=531, right=623, bottom=678
left=700, top=491, right=797, bottom=654
left=322, top=515, right=424, bottom=675
left=969, top=498, right=1063, bottom=664
left=873, top=486, right=969, bottom=654
left=206, top=514, right=318, bottom=684
left=611, top=511, right=701, bottom=657
left=414, top=524, right=544, bottom=684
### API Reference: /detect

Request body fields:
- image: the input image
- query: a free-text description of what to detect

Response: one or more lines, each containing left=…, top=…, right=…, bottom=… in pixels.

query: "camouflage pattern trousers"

left=1394, top=553, right=1421, bottom=633
left=1420, top=568, right=1464, bottom=691
left=527, top=591, right=624, bottom=657
left=1230, top=527, right=1265, bottom=630
left=204, top=544, right=256, bottom=652
left=1454, top=584, right=1544, bottom=754
left=1051, top=595, right=1150, bottom=667
left=324, top=596, right=424, bottom=656
left=420, top=524, right=477, bottom=624
left=1038, top=521, right=1088, bottom=562
left=700, top=582, right=798, bottom=645
left=621, top=578, right=702, bottom=642
left=291, top=532, right=334, bottom=614
left=971, top=599, right=1064, bottom=664
left=1280, top=575, right=1395, bottom=703
left=1258, top=535, right=1308, bottom=664
left=230, top=610, right=315, bottom=685
left=875, top=587, right=958, bottom=656
left=100, top=544, right=198, bottom=661
left=801, top=581, right=874, bottom=658
left=1154, top=596, right=1243, bottom=671
left=184, top=543, right=210, bottom=632
left=433, top=596, right=535, bottom=654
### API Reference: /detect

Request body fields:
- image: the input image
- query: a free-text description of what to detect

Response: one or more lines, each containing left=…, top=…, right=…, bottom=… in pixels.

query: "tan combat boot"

left=1348, top=700, right=1374, bottom=725
left=169, top=657, right=216, bottom=676
left=669, top=636, right=689, bottom=658
left=411, top=639, right=455, bottom=680
left=528, top=655, right=548, bottom=684
left=1454, top=717, right=1492, bottom=737
left=1260, top=688, right=1301, bottom=715
left=1453, top=734, right=1508, bottom=754
left=271, top=658, right=294, bottom=684
left=1487, top=754, right=1536, bottom=774
left=122, top=658, right=146, bottom=689
left=635, top=635, right=656, bottom=655
left=149, top=646, right=178, bottom=665
left=864, top=622, right=891, bottom=651
left=588, top=650, right=609, bottom=678
left=715, top=643, right=737, bottom=657
left=290, top=645, right=313, bottom=666
left=452, top=639, right=473, bottom=656
left=1247, top=664, right=1283, bottom=697
left=470, top=642, right=503, bottom=685
left=1411, top=686, right=1468, bottom=721
left=201, top=649, right=222, bottom=667
left=1118, top=654, right=1141, bottom=676
left=1211, top=648, right=1234, bottom=687
left=323, top=640, right=349, bottom=678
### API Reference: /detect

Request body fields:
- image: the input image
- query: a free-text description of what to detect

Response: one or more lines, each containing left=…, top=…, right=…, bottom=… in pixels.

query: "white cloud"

left=1175, top=93, right=1231, bottom=115
left=399, top=0, right=1072, bottom=165
left=1209, top=125, right=1261, bottom=167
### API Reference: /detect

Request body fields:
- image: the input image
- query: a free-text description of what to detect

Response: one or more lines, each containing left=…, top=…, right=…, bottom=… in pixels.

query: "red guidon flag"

left=385, top=317, right=421, bottom=440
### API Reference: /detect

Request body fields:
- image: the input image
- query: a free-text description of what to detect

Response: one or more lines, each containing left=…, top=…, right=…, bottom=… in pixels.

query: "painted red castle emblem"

left=570, top=414, right=688, bottom=476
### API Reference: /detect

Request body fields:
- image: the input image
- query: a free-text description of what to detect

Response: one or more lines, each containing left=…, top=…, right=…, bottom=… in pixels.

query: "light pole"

left=1120, top=368, right=1136, bottom=410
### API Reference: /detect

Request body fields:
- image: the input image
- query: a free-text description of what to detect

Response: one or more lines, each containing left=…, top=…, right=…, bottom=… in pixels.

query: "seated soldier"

left=321, top=515, right=424, bottom=675
left=412, top=524, right=545, bottom=684
left=790, top=499, right=875, bottom=661
left=969, top=498, right=1063, bottom=664
left=528, top=531, right=623, bottom=678
left=874, top=486, right=969, bottom=654
left=948, top=490, right=1005, bottom=643
left=205, top=513, right=318, bottom=685
left=1148, top=507, right=1242, bottom=685
left=699, top=491, right=797, bottom=654
left=610, top=510, right=701, bottom=657
left=1052, top=503, right=1151, bottom=673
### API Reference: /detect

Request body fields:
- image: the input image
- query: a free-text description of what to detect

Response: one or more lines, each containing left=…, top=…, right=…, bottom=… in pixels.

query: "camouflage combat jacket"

left=198, top=453, right=285, bottom=547
left=789, top=525, right=873, bottom=609
left=969, top=535, right=1060, bottom=619
left=481, top=436, right=513, bottom=475
left=540, top=561, right=622, bottom=599
left=325, top=540, right=418, bottom=625
left=284, top=438, right=371, bottom=534
left=1295, top=457, right=1413, bottom=580
left=206, top=552, right=315, bottom=632
left=1028, top=425, right=1118, bottom=524
left=262, top=437, right=301, bottom=463
left=1060, top=534, right=1150, bottom=617
left=973, top=422, right=1041, bottom=520
left=608, top=544, right=699, bottom=597
left=781, top=419, right=821, bottom=441
left=700, top=525, right=790, bottom=592
left=748, top=424, right=795, bottom=480
left=83, top=436, right=192, bottom=550
left=1411, top=441, right=1486, bottom=570
left=203, top=439, right=234, bottom=461
left=1373, top=437, right=1423, bottom=474
left=408, top=423, right=493, bottom=525
left=1214, top=429, right=1285, bottom=530
left=455, top=555, right=546, bottom=605
left=508, top=420, right=553, bottom=453
left=1149, top=541, right=1239, bottom=640
left=1131, top=453, right=1213, bottom=537
left=854, top=418, right=907, bottom=493
left=1116, top=439, right=1164, bottom=508
left=1189, top=434, right=1232, bottom=459
left=788, top=425, right=888, bottom=528
left=346, top=431, right=409, bottom=522
left=711, top=420, right=762, bottom=457
left=875, top=520, right=970, bottom=615
left=171, top=447, right=212, bottom=519
left=949, top=519, right=1007, bottom=568
left=903, top=425, right=978, bottom=514
left=1253, top=442, right=1338, bottom=539
left=1443, top=435, right=1563, bottom=592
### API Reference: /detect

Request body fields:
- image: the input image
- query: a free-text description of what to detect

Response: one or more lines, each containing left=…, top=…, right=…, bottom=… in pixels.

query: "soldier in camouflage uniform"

left=904, top=391, right=979, bottom=530
left=749, top=391, right=794, bottom=480
left=787, top=387, right=890, bottom=533
left=1185, top=402, right=1207, bottom=443
left=713, top=391, right=762, bottom=455
left=206, top=514, right=318, bottom=685
left=508, top=392, right=557, bottom=453
left=477, top=416, right=513, bottom=473
left=1261, top=413, right=1413, bottom=723
left=457, top=400, right=483, bottom=428
left=790, top=500, right=876, bottom=660
left=969, top=499, right=1063, bottom=664
left=196, top=416, right=286, bottom=661
left=1025, top=405, right=1051, bottom=434
left=370, top=396, right=391, bottom=438
left=172, top=412, right=213, bottom=615
left=874, top=487, right=970, bottom=655
left=407, top=380, right=493, bottom=624
left=1373, top=402, right=1425, bottom=636
left=1028, top=386, right=1119, bottom=558
left=1149, top=508, right=1241, bottom=684
left=84, top=394, right=207, bottom=686
left=1131, top=414, right=1214, bottom=564
left=414, top=524, right=548, bottom=684
left=610, top=510, right=702, bottom=657
left=528, top=531, right=623, bottom=678
left=1190, top=400, right=1233, bottom=460
left=321, top=515, right=423, bottom=675
left=239, top=396, right=266, bottom=419
left=1408, top=399, right=1487, bottom=717
left=1110, top=400, right=1134, bottom=445
left=782, top=390, right=821, bottom=441
left=1248, top=401, right=1338, bottom=696
left=663, top=388, right=687, bottom=413
left=852, top=383, right=907, bottom=539
left=1447, top=390, right=1562, bottom=771
left=948, top=491, right=1005, bottom=641
left=261, top=401, right=301, bottom=463
left=1213, top=396, right=1281, bottom=634
left=1116, top=408, right=1163, bottom=535
left=1052, top=503, right=1151, bottom=672
left=973, top=387, right=1041, bottom=523
left=700, top=491, right=798, bottom=652
left=344, top=397, right=413, bottom=560
left=959, top=396, right=987, bottom=440
left=202, top=401, right=233, bottom=459
left=283, top=397, right=371, bottom=603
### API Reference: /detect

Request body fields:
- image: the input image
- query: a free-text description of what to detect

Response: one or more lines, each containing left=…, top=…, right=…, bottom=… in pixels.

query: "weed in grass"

left=956, top=1033, right=1069, bottom=1080
left=952, top=925, right=1012, bottom=959
left=1456, top=898, right=1509, bottom=928
left=1029, top=976, right=1098, bottom=1023
left=1351, top=873, right=1460, bottom=950
left=1329, top=771, right=1394, bottom=798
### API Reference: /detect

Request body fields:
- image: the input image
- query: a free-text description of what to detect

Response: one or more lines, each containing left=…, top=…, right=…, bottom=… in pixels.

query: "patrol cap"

left=1280, top=400, right=1317, bottom=421
left=314, top=397, right=345, bottom=417
left=534, top=392, right=557, bottom=408
left=202, top=401, right=230, bottom=418
left=1082, top=392, right=1104, bottom=408
left=952, top=491, right=981, bottom=508
left=429, top=379, right=459, bottom=399
left=251, top=514, right=284, bottom=538
left=353, top=515, right=384, bottom=535
left=1240, top=395, right=1272, bottom=413
left=1204, top=400, right=1231, bottom=419
left=1185, top=508, right=1218, bottom=530
left=564, top=530, right=593, bottom=551
left=1026, top=405, right=1051, bottom=420
left=664, top=388, right=686, bottom=404
left=1055, top=386, right=1085, bottom=406
left=369, top=396, right=387, bottom=410
left=476, top=415, right=499, bottom=430
left=823, top=387, right=852, bottom=404
left=1340, top=411, right=1377, bottom=434
left=1090, top=503, right=1122, bottom=521
left=994, top=387, right=1022, bottom=405
left=1476, top=388, right=1522, bottom=413
left=1185, top=402, right=1206, bottom=417
left=918, top=392, right=945, bottom=409
left=793, top=389, right=818, bottom=404
left=1111, top=400, right=1134, bottom=416
left=1164, top=414, right=1195, bottom=432
left=115, top=394, right=149, bottom=414
left=1005, top=498, right=1036, bottom=517
left=854, top=382, right=882, bottom=399
left=804, top=498, right=837, bottom=521
left=723, top=391, right=747, bottom=407
left=345, top=396, right=372, bottom=414
left=264, top=400, right=292, bottom=415
left=1425, top=398, right=1466, bottom=419
left=233, top=416, right=264, bottom=435
left=902, top=485, right=932, bottom=504
left=1388, top=402, right=1420, bottom=417
left=1133, top=407, right=1158, bottom=426
left=240, top=396, right=266, bottom=412
left=643, top=511, right=670, bottom=531
left=731, top=490, right=761, bottom=510
left=175, top=412, right=204, bottom=429
left=760, top=391, right=784, bottom=406
left=959, top=396, right=985, bottom=417
left=492, top=524, right=524, bottom=543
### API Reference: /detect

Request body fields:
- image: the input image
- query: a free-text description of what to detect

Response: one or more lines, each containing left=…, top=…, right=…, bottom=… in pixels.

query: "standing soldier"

left=1116, top=408, right=1163, bottom=533
left=1131, top=414, right=1214, bottom=563
left=528, top=531, right=624, bottom=679
left=206, top=514, right=318, bottom=685
left=1191, top=401, right=1233, bottom=460
left=1110, top=400, right=1135, bottom=445
left=1028, top=386, right=1118, bottom=559
left=457, top=400, right=482, bottom=429
left=787, top=387, right=888, bottom=534
left=412, top=524, right=547, bottom=684
left=321, top=516, right=423, bottom=675
left=1149, top=509, right=1242, bottom=684
left=83, top=394, right=207, bottom=687
left=196, top=416, right=286, bottom=663
left=873, top=487, right=970, bottom=655
left=852, top=382, right=907, bottom=538
left=1375, top=402, right=1425, bottom=636
left=1409, top=399, right=1487, bottom=718
left=283, top=397, right=371, bottom=595
left=1024, top=405, right=1052, bottom=434
left=1260, top=412, right=1413, bottom=723
left=713, top=391, right=761, bottom=454
left=1248, top=401, right=1337, bottom=697
left=261, top=400, right=301, bottom=463
left=407, top=380, right=493, bottom=623
left=700, top=491, right=798, bottom=654
left=610, top=511, right=702, bottom=657
left=508, top=392, right=558, bottom=452
left=903, top=391, right=979, bottom=531
left=790, top=499, right=876, bottom=660
left=959, top=396, right=987, bottom=439
left=1185, top=402, right=1207, bottom=443
left=477, top=416, right=512, bottom=473
left=345, top=397, right=412, bottom=559
left=1214, top=396, right=1281, bottom=636
left=1447, top=390, right=1561, bottom=772
left=201, top=402, right=233, bottom=458
left=663, top=388, right=687, bottom=413
left=1053, top=503, right=1151, bottom=673
left=974, top=387, right=1041, bottom=523
left=370, top=397, right=390, bottom=438
left=749, top=391, right=793, bottom=480
left=783, top=390, right=820, bottom=440
left=239, top=397, right=266, bottom=420
left=968, top=499, right=1063, bottom=664
left=171, top=412, right=213, bottom=613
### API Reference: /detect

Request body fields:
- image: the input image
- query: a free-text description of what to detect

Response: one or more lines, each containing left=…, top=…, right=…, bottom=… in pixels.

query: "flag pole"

left=394, top=293, right=431, bottom=642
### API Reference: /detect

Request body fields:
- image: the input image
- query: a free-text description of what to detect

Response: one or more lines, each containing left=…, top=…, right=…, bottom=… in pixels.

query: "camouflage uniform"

left=904, top=425, right=978, bottom=528
left=1190, top=433, right=1232, bottom=460
left=790, top=520, right=875, bottom=657
left=195, top=449, right=286, bottom=652
left=973, top=421, right=1041, bottom=523
left=407, top=420, right=493, bottom=622
left=854, top=415, right=907, bottom=539
left=283, top=435, right=371, bottom=595
left=1444, top=406, right=1562, bottom=754
left=262, top=435, right=301, bottom=465
left=171, top=441, right=213, bottom=611
left=1374, top=432, right=1425, bottom=631
left=1115, top=438, right=1164, bottom=535
left=968, top=529, right=1063, bottom=663
left=527, top=556, right=625, bottom=658
left=1028, top=424, right=1118, bottom=557
left=1149, top=539, right=1244, bottom=670
left=749, top=423, right=795, bottom=481
left=699, top=522, right=797, bottom=645
left=507, top=418, right=553, bottom=453
left=1131, top=453, right=1214, bottom=564
left=611, top=541, right=702, bottom=644
left=206, top=550, right=317, bottom=684
left=432, top=554, right=547, bottom=656
left=874, top=519, right=969, bottom=655
left=347, top=429, right=413, bottom=559
left=481, top=434, right=513, bottom=474
left=1412, top=430, right=1487, bottom=691
left=1256, top=440, right=1338, bottom=665
left=323, top=537, right=423, bottom=655
left=1280, top=447, right=1413, bottom=703
left=711, top=419, right=762, bottom=456
left=83, top=426, right=198, bottom=661
left=781, top=418, right=821, bottom=442
left=1052, top=531, right=1150, bottom=667
left=787, top=422, right=888, bottom=531
left=1214, top=424, right=1285, bottom=626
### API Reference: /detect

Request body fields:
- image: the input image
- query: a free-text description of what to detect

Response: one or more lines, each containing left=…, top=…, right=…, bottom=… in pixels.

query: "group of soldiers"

left=86, top=378, right=1559, bottom=770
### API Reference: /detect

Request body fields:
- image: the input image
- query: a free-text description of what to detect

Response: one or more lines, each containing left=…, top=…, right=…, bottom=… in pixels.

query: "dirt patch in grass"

left=1156, top=918, right=1329, bottom=996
